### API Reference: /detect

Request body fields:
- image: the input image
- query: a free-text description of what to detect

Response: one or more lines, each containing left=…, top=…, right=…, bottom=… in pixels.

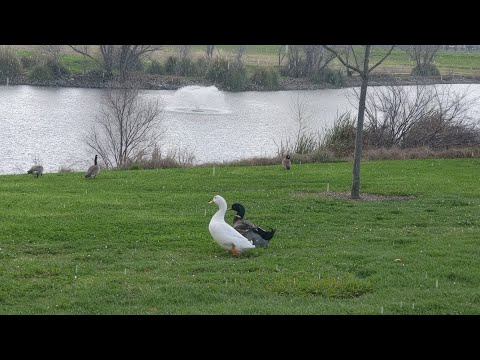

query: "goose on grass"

left=27, top=165, right=43, bottom=178
left=85, top=155, right=100, bottom=179
left=282, top=154, right=291, bottom=170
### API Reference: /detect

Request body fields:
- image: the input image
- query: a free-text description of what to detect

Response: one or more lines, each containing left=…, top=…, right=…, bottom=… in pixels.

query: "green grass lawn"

left=1, top=158, right=479, bottom=314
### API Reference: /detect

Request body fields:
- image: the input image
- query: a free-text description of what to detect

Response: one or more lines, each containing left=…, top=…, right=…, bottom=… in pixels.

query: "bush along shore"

left=7, top=72, right=480, bottom=92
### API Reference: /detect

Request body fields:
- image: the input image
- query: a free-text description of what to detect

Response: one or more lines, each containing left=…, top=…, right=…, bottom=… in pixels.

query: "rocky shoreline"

left=7, top=73, right=480, bottom=92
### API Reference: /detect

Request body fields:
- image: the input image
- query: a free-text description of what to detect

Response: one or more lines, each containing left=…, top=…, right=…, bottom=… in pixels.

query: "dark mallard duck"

left=228, top=203, right=276, bottom=247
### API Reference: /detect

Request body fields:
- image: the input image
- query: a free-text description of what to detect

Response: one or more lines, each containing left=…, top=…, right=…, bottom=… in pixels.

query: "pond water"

left=0, top=83, right=478, bottom=175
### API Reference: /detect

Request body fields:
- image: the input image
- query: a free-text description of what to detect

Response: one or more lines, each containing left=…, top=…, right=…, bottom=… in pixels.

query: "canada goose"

left=208, top=195, right=255, bottom=256
left=282, top=154, right=291, bottom=170
left=85, top=155, right=100, bottom=179
left=27, top=165, right=43, bottom=178
left=229, top=203, right=276, bottom=247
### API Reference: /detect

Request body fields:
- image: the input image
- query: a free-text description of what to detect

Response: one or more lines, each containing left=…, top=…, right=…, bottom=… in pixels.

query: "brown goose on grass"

left=85, top=155, right=100, bottom=179
left=27, top=165, right=44, bottom=178
left=282, top=154, right=291, bottom=170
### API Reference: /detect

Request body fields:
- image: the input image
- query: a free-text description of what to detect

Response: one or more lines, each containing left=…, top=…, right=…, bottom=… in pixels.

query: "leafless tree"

left=303, top=45, right=335, bottom=75
left=404, top=45, right=440, bottom=68
left=274, top=94, right=320, bottom=156
left=77, top=45, right=90, bottom=75
left=68, top=45, right=162, bottom=80
left=343, top=46, right=354, bottom=77
left=86, top=85, right=164, bottom=169
left=353, top=82, right=437, bottom=147
left=349, top=82, right=479, bottom=149
left=285, top=45, right=304, bottom=77
left=276, top=45, right=287, bottom=66
left=323, top=45, right=395, bottom=199
left=40, top=45, right=62, bottom=63
left=235, top=46, right=247, bottom=63
left=206, top=45, right=215, bottom=59
left=176, top=45, right=192, bottom=61
left=404, top=85, right=479, bottom=149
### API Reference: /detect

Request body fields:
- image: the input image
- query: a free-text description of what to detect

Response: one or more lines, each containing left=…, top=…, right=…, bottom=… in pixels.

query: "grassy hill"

left=1, top=158, right=479, bottom=314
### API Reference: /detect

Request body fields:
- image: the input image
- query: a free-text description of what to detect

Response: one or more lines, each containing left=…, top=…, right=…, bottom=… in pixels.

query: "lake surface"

left=0, top=84, right=479, bottom=175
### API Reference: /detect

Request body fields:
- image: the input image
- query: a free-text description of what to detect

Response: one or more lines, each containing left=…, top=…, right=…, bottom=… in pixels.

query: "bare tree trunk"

left=351, top=73, right=369, bottom=199
left=351, top=45, right=371, bottom=199
left=206, top=45, right=215, bottom=59
left=323, top=44, right=394, bottom=199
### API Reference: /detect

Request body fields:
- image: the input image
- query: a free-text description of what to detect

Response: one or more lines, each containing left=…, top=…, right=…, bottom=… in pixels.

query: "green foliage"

left=0, top=48, right=21, bottom=80
left=411, top=63, right=441, bottom=76
left=160, top=56, right=209, bottom=77
left=206, top=56, right=248, bottom=91
left=250, top=66, right=280, bottom=90
left=322, top=111, right=357, bottom=157
left=45, top=58, right=70, bottom=78
left=205, top=56, right=229, bottom=82
left=146, top=60, right=165, bottom=75
left=194, top=57, right=209, bottom=77
left=176, top=58, right=196, bottom=76
left=310, top=68, right=345, bottom=86
left=28, top=64, right=54, bottom=81
left=19, top=53, right=40, bottom=70
left=164, top=56, right=178, bottom=75
left=28, top=59, right=70, bottom=81
left=59, top=54, right=98, bottom=75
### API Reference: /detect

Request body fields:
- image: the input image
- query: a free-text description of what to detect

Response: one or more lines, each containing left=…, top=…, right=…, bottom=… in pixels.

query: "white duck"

left=208, top=195, right=255, bottom=256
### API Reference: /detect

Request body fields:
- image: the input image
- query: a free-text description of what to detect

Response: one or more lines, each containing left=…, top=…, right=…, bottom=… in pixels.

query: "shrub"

left=19, top=54, right=40, bottom=70
left=0, top=48, right=21, bottom=81
left=176, top=58, right=196, bottom=76
left=206, top=56, right=248, bottom=91
left=146, top=60, right=165, bottom=75
left=45, top=58, right=70, bottom=78
left=86, top=68, right=110, bottom=78
left=29, top=65, right=54, bottom=81
left=164, top=56, right=178, bottom=75
left=411, top=63, right=440, bottom=76
left=322, top=111, right=357, bottom=157
left=403, top=112, right=480, bottom=150
left=224, top=62, right=248, bottom=91
left=194, top=57, right=209, bottom=77
left=310, top=68, right=345, bottom=86
left=250, top=67, right=280, bottom=90
left=205, top=56, right=229, bottom=82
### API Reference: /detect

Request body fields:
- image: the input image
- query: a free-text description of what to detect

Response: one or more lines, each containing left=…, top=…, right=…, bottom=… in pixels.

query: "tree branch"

left=368, top=45, right=395, bottom=73
left=68, top=45, right=102, bottom=67
left=322, top=45, right=361, bottom=74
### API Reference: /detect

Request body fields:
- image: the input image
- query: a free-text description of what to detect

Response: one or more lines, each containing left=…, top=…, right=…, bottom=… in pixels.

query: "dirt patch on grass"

left=292, top=191, right=416, bottom=202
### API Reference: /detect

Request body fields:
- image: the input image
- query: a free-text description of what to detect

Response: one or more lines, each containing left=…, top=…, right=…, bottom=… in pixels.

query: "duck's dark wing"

left=233, top=218, right=258, bottom=235
left=243, top=230, right=270, bottom=247
left=234, top=218, right=276, bottom=241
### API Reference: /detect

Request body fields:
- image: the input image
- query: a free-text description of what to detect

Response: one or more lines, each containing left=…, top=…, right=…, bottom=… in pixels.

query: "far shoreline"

left=5, top=73, right=480, bottom=92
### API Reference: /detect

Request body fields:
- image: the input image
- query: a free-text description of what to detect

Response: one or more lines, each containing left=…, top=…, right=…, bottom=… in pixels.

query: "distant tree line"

left=0, top=45, right=452, bottom=91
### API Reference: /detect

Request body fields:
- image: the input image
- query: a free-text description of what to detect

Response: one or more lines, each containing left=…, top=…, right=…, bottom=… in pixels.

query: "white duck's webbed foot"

left=231, top=244, right=241, bottom=257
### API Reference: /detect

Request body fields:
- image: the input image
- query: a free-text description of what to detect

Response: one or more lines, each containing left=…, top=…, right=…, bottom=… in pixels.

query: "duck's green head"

left=229, top=203, right=245, bottom=218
